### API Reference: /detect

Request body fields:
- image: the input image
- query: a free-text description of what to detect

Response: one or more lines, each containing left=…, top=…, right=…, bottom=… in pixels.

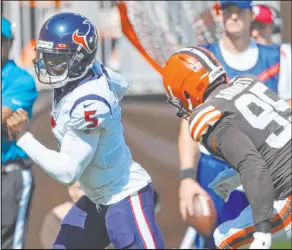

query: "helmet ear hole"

left=184, top=91, right=190, bottom=99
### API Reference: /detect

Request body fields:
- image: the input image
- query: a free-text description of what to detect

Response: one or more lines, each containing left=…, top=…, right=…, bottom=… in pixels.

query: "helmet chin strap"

left=184, top=91, right=194, bottom=112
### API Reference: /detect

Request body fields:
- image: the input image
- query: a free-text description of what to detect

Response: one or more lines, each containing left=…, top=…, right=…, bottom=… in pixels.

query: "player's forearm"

left=214, top=126, right=275, bottom=231
left=178, top=119, right=200, bottom=176
left=17, top=132, right=83, bottom=186
left=237, top=154, right=274, bottom=230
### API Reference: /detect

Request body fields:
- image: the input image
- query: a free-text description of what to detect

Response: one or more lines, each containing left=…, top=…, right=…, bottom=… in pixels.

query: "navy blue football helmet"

left=34, top=12, right=99, bottom=88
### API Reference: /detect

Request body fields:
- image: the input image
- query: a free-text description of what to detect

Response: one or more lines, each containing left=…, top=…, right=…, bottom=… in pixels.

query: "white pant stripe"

left=130, top=192, right=156, bottom=249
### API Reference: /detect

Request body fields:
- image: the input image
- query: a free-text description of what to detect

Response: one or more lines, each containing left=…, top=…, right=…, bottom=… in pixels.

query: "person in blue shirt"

left=2, top=17, right=38, bottom=249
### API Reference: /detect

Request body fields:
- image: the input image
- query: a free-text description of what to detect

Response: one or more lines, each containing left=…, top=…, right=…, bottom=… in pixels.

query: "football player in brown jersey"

left=162, top=46, right=291, bottom=249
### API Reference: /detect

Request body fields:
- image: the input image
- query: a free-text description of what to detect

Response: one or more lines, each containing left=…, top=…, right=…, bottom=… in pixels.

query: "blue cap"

left=220, top=0, right=252, bottom=9
left=2, top=18, right=13, bottom=39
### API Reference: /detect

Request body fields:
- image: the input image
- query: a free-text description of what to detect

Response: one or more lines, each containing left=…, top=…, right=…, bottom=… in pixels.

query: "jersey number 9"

left=235, top=82, right=291, bottom=149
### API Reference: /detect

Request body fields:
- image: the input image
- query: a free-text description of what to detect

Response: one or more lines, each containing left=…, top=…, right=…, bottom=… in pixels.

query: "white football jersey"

left=50, top=69, right=151, bottom=205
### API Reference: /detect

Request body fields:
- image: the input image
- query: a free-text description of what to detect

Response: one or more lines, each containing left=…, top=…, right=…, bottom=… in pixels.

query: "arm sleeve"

left=2, top=74, right=38, bottom=117
left=278, top=43, right=291, bottom=101
left=17, top=127, right=100, bottom=186
left=206, top=123, right=275, bottom=225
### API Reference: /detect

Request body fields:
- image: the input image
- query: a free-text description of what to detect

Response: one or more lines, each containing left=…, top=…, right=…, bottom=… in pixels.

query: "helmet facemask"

left=34, top=45, right=97, bottom=88
left=166, top=86, right=198, bottom=120
left=34, top=49, right=71, bottom=88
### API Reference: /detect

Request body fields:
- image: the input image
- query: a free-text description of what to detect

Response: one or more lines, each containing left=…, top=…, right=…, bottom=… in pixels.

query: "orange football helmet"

left=163, top=46, right=226, bottom=118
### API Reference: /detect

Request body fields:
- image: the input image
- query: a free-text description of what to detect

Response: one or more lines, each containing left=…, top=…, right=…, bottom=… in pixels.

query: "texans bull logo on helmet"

left=72, top=20, right=96, bottom=53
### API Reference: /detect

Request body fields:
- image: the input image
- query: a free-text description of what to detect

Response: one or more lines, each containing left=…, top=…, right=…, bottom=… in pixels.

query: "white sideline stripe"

left=130, top=192, right=156, bottom=249
left=13, top=169, right=33, bottom=249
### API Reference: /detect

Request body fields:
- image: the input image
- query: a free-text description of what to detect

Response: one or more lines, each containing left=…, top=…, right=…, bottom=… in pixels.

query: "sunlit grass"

left=271, top=241, right=292, bottom=249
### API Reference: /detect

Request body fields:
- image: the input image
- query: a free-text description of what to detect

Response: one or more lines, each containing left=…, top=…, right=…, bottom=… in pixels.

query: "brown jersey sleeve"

left=188, top=105, right=223, bottom=142
left=204, top=118, right=275, bottom=227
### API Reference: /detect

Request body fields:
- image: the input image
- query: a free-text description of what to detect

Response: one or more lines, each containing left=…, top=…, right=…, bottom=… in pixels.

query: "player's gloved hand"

left=6, top=108, right=30, bottom=141
left=249, top=232, right=272, bottom=249
left=179, top=178, right=210, bottom=221
left=208, top=168, right=241, bottom=202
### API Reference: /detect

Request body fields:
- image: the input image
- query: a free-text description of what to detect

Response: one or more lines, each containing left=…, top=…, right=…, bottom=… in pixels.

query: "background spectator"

left=251, top=4, right=291, bottom=106
left=251, top=4, right=276, bottom=45
left=1, top=17, right=38, bottom=249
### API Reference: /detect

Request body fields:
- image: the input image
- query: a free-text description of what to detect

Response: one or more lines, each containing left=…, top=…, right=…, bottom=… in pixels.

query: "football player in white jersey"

left=6, top=12, right=164, bottom=249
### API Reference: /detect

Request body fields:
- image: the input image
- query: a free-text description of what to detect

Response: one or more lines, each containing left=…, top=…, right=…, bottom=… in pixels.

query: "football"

left=186, top=195, right=217, bottom=237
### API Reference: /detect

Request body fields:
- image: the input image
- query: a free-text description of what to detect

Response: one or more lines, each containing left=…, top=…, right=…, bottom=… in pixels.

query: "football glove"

left=208, top=168, right=241, bottom=202
left=250, top=232, right=272, bottom=249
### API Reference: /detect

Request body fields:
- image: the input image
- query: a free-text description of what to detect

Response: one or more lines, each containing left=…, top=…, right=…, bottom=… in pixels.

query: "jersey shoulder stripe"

left=189, top=105, right=223, bottom=141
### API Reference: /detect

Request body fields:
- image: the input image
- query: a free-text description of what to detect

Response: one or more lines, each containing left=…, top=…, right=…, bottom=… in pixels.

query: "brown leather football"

left=186, top=195, right=217, bottom=237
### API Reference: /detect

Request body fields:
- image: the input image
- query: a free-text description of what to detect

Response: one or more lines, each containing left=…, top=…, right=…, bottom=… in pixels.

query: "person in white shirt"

left=251, top=3, right=291, bottom=105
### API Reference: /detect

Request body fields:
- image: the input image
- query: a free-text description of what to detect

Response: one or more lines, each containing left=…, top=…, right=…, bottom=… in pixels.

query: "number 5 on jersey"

left=84, top=110, right=98, bottom=128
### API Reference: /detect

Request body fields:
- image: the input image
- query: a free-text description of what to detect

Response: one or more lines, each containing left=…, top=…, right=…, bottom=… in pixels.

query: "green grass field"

left=272, top=241, right=292, bottom=249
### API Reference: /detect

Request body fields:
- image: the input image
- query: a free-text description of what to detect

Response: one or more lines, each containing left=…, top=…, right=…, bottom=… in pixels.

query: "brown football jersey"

left=188, top=74, right=291, bottom=226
